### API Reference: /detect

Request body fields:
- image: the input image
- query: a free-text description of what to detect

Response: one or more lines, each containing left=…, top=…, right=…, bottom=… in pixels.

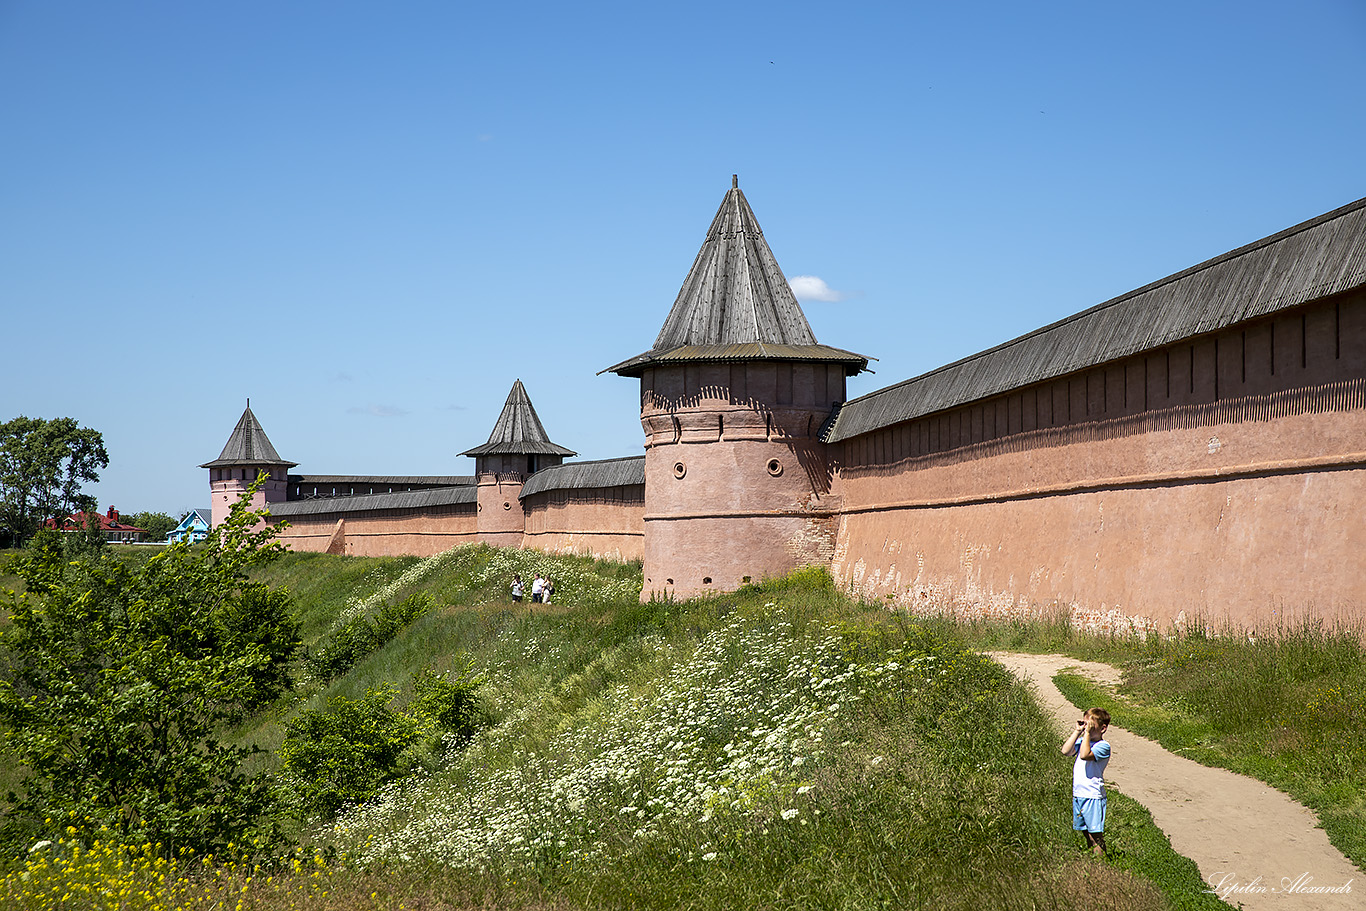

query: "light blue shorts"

left=1072, top=797, right=1106, bottom=832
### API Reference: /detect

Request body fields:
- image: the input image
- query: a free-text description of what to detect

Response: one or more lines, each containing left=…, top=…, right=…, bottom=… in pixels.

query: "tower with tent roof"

left=606, top=176, right=870, bottom=599
left=200, top=401, right=296, bottom=529
left=461, top=379, right=576, bottom=548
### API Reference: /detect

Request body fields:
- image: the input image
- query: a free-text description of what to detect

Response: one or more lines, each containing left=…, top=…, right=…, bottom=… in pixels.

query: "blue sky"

left=2, top=1, right=1363, bottom=518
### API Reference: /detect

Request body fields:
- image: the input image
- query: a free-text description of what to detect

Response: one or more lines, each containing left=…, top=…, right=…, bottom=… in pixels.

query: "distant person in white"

left=531, top=574, right=545, bottom=604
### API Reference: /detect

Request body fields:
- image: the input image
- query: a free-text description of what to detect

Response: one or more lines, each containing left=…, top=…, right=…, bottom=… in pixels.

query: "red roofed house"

left=46, top=506, right=149, bottom=544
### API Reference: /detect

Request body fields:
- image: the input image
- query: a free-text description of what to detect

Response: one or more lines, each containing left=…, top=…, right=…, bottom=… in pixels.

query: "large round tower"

left=606, top=178, right=869, bottom=599
left=200, top=401, right=296, bottom=529
left=461, top=379, right=576, bottom=548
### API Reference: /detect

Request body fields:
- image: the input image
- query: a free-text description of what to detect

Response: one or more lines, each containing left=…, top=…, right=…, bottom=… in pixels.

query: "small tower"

left=461, top=380, right=576, bottom=547
left=200, top=402, right=296, bottom=529
left=606, top=177, right=869, bottom=598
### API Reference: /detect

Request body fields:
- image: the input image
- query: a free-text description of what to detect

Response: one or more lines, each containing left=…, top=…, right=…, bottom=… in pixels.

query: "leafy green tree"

left=0, top=416, right=108, bottom=547
left=0, top=479, right=300, bottom=855
left=127, top=510, right=176, bottom=542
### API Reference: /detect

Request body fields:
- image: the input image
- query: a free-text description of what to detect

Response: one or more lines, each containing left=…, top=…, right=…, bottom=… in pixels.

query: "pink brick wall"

left=831, top=293, right=1366, bottom=633
left=476, top=472, right=527, bottom=548
left=521, top=485, right=645, bottom=562
left=274, top=505, right=479, bottom=557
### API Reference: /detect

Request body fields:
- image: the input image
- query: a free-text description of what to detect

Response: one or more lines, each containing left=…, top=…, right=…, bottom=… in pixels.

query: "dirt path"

left=989, top=652, right=1361, bottom=910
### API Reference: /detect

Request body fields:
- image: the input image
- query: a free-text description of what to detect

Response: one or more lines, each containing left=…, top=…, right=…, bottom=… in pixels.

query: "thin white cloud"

left=347, top=403, right=409, bottom=417
left=789, top=275, right=846, bottom=303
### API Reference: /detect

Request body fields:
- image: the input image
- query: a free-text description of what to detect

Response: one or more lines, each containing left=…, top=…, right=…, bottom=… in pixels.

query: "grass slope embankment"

left=2, top=545, right=1230, bottom=910
left=232, top=547, right=1216, bottom=911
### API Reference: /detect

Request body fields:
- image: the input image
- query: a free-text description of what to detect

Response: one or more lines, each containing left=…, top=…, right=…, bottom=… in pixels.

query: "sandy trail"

left=989, top=652, right=1361, bottom=910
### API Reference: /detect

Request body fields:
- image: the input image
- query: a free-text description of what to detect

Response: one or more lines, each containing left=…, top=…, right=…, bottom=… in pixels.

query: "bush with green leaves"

left=305, top=591, right=434, bottom=681
left=0, top=478, right=300, bottom=856
left=281, top=666, right=486, bottom=820
left=409, top=661, right=487, bottom=745
left=280, top=685, right=421, bottom=821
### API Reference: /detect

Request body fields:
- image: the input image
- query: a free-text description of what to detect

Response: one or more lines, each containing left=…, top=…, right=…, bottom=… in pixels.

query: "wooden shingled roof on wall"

left=266, top=484, right=477, bottom=517
left=825, top=195, right=1366, bottom=442
left=519, top=456, right=645, bottom=498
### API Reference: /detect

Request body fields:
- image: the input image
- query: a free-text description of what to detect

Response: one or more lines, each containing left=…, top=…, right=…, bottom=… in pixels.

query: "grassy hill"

left=0, top=543, right=1237, bottom=910
left=219, top=545, right=1222, bottom=911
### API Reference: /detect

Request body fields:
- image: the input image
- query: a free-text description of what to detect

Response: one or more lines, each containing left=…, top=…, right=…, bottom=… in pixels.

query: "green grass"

left=254, top=550, right=425, bottom=641
left=940, top=611, right=1366, bottom=873
left=1, top=542, right=1296, bottom=909
left=0, top=552, right=22, bottom=598
left=231, top=558, right=1205, bottom=910
left=1054, top=655, right=1366, bottom=874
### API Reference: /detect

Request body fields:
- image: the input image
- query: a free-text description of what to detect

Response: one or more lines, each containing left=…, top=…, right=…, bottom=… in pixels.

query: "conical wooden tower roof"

left=200, top=403, right=296, bottom=468
left=461, top=380, right=577, bottom=457
left=606, top=177, right=869, bottom=377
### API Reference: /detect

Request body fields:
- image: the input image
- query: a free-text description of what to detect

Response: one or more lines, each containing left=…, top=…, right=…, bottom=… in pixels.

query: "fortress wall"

left=273, top=503, right=479, bottom=557
left=638, top=362, right=844, bottom=598
left=831, top=291, right=1366, bottom=632
left=520, top=485, right=646, bottom=563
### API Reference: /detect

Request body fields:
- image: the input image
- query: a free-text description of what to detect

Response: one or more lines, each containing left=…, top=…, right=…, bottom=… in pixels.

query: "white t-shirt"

left=1071, top=739, right=1111, bottom=799
left=531, top=577, right=545, bottom=596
